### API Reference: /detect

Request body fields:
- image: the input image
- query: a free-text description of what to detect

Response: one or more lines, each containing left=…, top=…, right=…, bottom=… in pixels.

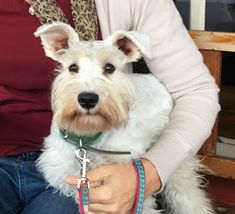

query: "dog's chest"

left=38, top=73, right=173, bottom=186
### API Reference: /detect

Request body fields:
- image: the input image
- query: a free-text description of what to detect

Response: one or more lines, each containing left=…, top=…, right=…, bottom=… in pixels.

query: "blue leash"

left=133, top=159, right=146, bottom=214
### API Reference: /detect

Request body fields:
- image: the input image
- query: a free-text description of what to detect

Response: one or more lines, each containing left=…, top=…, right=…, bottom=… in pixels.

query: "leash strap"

left=133, top=159, right=146, bottom=214
left=78, top=185, right=89, bottom=214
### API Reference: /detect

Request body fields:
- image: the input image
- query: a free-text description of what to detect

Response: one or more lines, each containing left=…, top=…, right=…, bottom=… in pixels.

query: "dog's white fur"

left=35, top=22, right=214, bottom=214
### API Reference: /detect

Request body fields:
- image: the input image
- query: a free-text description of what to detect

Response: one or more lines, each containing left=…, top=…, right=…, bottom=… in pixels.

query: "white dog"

left=35, top=22, right=214, bottom=214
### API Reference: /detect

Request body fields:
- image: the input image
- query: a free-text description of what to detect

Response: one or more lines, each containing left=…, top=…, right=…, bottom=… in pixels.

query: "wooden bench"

left=190, top=30, right=235, bottom=209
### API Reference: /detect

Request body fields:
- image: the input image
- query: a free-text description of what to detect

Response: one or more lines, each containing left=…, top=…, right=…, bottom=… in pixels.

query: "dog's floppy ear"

left=106, top=31, right=151, bottom=63
left=34, top=22, right=79, bottom=61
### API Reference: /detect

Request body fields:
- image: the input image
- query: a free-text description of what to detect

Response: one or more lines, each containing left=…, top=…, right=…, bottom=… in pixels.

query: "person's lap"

left=0, top=152, right=79, bottom=214
left=21, top=188, right=78, bottom=214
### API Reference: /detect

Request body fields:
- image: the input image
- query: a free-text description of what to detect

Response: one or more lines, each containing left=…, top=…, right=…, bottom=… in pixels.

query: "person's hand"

left=66, top=158, right=161, bottom=214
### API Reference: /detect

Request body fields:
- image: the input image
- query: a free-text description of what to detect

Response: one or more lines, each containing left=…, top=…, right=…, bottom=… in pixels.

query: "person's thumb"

left=66, top=165, right=109, bottom=186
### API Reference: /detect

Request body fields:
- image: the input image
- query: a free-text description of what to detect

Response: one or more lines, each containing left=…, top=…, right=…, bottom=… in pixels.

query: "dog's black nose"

left=78, top=92, right=99, bottom=110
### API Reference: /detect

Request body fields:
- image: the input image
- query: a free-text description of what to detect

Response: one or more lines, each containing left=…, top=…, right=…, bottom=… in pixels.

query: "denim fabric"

left=0, top=152, right=79, bottom=214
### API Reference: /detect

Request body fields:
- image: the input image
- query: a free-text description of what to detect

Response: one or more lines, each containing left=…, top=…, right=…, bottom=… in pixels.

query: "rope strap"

left=133, top=159, right=146, bottom=214
left=78, top=185, right=89, bottom=214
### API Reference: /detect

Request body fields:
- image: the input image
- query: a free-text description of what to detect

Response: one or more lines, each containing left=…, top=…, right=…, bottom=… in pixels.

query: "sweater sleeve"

left=131, top=0, right=220, bottom=187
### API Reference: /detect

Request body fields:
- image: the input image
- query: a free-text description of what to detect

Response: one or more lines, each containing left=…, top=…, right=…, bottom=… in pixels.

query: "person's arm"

left=132, top=0, right=220, bottom=187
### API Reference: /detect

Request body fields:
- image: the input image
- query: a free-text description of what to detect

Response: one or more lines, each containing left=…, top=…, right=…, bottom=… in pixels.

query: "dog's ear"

left=106, top=31, right=151, bottom=63
left=34, top=22, right=79, bottom=61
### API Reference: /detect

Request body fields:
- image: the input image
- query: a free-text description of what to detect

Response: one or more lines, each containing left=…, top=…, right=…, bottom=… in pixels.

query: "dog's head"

left=35, top=22, right=150, bottom=134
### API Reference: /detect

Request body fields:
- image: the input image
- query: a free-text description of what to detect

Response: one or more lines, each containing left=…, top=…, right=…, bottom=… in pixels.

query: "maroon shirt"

left=0, top=0, right=95, bottom=155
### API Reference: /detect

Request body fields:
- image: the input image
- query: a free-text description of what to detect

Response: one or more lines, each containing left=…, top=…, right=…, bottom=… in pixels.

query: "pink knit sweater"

left=95, top=0, right=220, bottom=186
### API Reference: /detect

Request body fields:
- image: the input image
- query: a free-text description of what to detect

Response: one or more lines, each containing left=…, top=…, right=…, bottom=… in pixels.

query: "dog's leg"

left=160, top=158, right=214, bottom=214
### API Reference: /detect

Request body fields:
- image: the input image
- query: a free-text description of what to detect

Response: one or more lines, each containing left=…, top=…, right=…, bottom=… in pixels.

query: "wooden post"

left=190, top=0, right=206, bottom=30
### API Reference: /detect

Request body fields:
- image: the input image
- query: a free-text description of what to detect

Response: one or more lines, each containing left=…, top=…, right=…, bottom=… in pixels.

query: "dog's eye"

left=103, top=63, right=115, bottom=74
left=68, top=64, right=79, bottom=73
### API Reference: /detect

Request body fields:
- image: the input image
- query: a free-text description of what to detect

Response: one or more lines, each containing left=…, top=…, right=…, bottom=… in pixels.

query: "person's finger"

left=66, top=165, right=111, bottom=186
left=66, top=176, right=79, bottom=185
left=89, top=184, right=113, bottom=204
left=88, top=203, right=115, bottom=213
left=65, top=181, right=113, bottom=204
left=86, top=166, right=111, bottom=182
left=88, top=202, right=127, bottom=214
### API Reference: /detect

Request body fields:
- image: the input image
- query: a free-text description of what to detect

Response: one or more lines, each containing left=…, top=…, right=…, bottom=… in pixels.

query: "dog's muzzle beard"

left=53, top=93, right=131, bottom=134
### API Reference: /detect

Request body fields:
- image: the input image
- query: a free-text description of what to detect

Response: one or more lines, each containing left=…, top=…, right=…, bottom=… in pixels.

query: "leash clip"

left=74, top=140, right=90, bottom=190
